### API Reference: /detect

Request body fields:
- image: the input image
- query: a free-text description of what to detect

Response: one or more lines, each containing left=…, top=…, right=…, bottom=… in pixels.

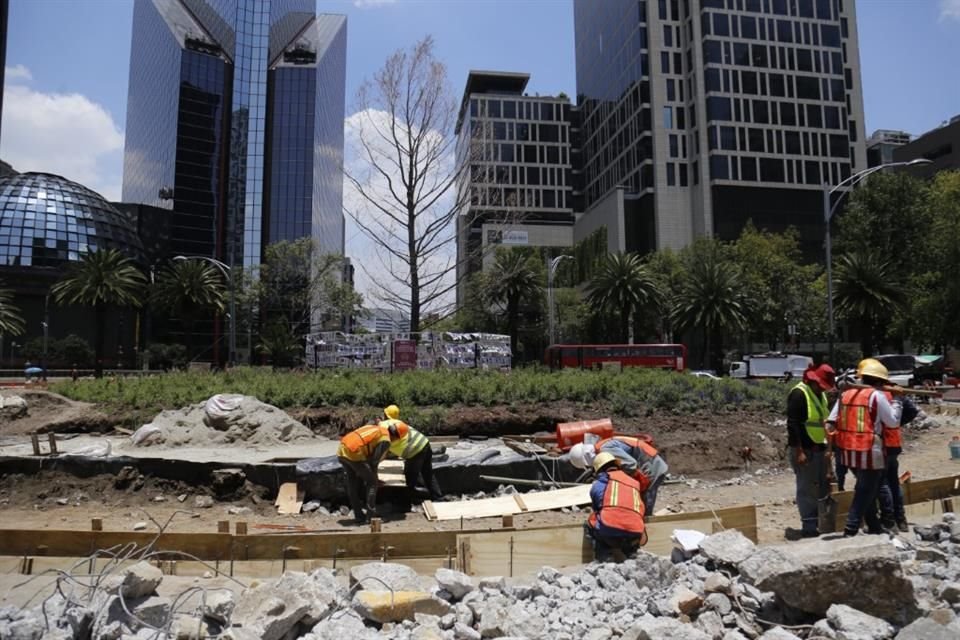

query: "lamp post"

left=42, top=293, right=50, bottom=376
left=823, top=158, right=932, bottom=364
left=547, top=255, right=572, bottom=347
left=173, top=255, right=234, bottom=365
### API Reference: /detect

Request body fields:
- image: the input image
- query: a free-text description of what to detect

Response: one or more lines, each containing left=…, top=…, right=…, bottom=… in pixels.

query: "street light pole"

left=547, top=255, right=572, bottom=346
left=823, top=158, right=932, bottom=364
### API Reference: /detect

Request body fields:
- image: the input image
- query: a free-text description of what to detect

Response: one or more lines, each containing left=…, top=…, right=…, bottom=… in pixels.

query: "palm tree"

left=52, top=249, right=145, bottom=377
left=586, top=252, right=661, bottom=343
left=257, top=318, right=302, bottom=368
left=671, top=246, right=747, bottom=369
left=152, top=260, right=227, bottom=362
left=0, top=281, right=26, bottom=338
left=484, top=250, right=542, bottom=359
left=834, top=251, right=906, bottom=356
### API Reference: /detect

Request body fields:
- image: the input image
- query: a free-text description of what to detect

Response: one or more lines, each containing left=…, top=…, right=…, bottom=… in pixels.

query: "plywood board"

left=513, top=485, right=592, bottom=513
left=829, top=474, right=960, bottom=530
left=427, top=495, right=524, bottom=521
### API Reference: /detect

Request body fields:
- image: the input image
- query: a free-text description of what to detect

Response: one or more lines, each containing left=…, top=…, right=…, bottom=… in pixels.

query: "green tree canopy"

left=587, top=252, right=661, bottom=343
left=483, top=248, right=543, bottom=358
left=152, top=259, right=227, bottom=361
left=0, top=281, right=25, bottom=337
left=833, top=251, right=906, bottom=356
left=51, top=249, right=145, bottom=377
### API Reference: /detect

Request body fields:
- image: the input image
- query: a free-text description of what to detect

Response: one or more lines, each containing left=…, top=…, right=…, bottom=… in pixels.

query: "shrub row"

left=51, top=367, right=785, bottom=416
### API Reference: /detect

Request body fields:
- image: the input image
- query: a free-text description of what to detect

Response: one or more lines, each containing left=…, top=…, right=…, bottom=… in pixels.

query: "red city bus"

left=545, top=344, right=687, bottom=371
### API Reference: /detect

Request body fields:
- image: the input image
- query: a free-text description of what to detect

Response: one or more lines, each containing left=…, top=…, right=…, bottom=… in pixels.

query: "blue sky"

left=2, top=0, right=958, bottom=202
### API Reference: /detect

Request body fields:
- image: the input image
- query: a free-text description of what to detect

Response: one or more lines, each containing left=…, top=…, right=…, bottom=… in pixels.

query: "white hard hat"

left=568, top=443, right=596, bottom=470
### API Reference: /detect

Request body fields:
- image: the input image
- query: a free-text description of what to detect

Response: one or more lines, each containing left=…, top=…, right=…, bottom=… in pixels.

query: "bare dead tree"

left=344, top=37, right=532, bottom=333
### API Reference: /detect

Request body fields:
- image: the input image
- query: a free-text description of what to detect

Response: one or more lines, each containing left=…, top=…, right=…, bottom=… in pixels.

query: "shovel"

left=818, top=494, right=838, bottom=533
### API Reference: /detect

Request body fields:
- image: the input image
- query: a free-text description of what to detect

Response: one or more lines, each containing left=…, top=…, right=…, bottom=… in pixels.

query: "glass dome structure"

left=0, top=172, right=143, bottom=269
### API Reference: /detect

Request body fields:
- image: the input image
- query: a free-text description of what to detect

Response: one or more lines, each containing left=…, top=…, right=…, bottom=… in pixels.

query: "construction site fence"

left=303, top=331, right=513, bottom=372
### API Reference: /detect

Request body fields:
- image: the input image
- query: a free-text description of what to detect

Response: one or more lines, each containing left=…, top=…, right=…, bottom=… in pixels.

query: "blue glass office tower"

left=122, top=0, right=347, bottom=269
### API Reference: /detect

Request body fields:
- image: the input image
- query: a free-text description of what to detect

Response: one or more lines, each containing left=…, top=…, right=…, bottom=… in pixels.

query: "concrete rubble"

left=12, top=512, right=960, bottom=638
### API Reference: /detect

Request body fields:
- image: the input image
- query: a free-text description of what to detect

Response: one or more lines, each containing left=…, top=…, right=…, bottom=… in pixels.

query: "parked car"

left=691, top=370, right=721, bottom=380
left=873, top=354, right=916, bottom=387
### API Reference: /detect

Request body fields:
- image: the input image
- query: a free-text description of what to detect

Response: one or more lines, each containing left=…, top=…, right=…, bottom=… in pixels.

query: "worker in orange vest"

left=337, top=423, right=398, bottom=524
left=379, top=404, right=443, bottom=501
left=569, top=435, right=668, bottom=513
left=585, top=452, right=648, bottom=562
left=826, top=359, right=902, bottom=537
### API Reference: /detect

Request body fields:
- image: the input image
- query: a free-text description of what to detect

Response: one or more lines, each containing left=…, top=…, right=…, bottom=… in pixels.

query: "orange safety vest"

left=338, top=424, right=389, bottom=461
left=587, top=470, right=646, bottom=535
left=379, top=418, right=410, bottom=439
left=596, top=436, right=659, bottom=489
left=836, top=388, right=877, bottom=453
left=880, top=390, right=902, bottom=448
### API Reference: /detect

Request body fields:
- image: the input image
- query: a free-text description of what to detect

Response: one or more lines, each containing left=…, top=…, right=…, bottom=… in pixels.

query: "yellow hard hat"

left=857, top=358, right=890, bottom=383
left=384, top=404, right=400, bottom=420
left=592, top=451, right=619, bottom=473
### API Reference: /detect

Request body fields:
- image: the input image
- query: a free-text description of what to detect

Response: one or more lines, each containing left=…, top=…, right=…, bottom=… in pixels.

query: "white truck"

left=729, top=353, right=813, bottom=380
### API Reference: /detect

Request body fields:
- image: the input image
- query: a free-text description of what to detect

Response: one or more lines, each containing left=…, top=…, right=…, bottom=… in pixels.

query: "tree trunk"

left=94, top=302, right=105, bottom=378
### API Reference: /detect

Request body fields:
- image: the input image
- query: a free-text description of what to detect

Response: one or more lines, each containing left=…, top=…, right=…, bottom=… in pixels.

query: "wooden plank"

left=428, top=495, right=523, bottom=521
left=513, top=494, right=529, bottom=512
left=831, top=474, right=960, bottom=527
left=422, top=500, right=438, bottom=521
left=513, top=485, right=591, bottom=513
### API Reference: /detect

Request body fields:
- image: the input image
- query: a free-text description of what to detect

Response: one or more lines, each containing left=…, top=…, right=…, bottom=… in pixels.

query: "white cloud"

left=4, top=64, right=32, bottom=82
left=942, top=0, right=960, bottom=21
left=353, top=0, right=397, bottom=8
left=0, top=80, right=124, bottom=201
left=342, top=107, right=458, bottom=318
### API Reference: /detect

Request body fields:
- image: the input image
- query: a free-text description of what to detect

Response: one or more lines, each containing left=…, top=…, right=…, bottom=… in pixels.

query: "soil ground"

left=1, top=388, right=959, bottom=546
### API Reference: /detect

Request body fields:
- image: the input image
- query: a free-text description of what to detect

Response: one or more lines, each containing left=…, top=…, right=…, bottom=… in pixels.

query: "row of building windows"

left=708, top=125, right=848, bottom=158
left=706, top=95, right=846, bottom=129
left=468, top=99, right=569, bottom=123
left=703, top=39, right=845, bottom=77
left=701, top=0, right=840, bottom=22
left=471, top=120, right=569, bottom=144
left=471, top=142, right=571, bottom=166
left=470, top=164, right=572, bottom=188
left=470, top=187, right=571, bottom=210
left=705, top=68, right=845, bottom=104
left=708, top=153, right=850, bottom=185
left=701, top=11, right=842, bottom=47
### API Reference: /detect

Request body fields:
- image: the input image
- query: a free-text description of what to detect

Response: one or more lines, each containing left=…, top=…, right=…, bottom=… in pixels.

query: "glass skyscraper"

left=122, top=0, right=347, bottom=269
left=573, top=0, right=866, bottom=257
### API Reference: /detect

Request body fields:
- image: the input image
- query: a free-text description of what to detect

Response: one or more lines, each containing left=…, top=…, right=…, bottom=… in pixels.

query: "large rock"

left=131, top=596, right=171, bottom=628
left=350, top=562, right=424, bottom=592
left=622, top=615, right=712, bottom=640
left=478, top=601, right=545, bottom=638
left=116, top=562, right=163, bottom=599
left=758, top=629, right=802, bottom=640
left=0, top=395, right=27, bottom=419
left=435, top=568, right=474, bottom=600
left=699, top=530, right=756, bottom=566
left=826, top=604, right=894, bottom=640
left=232, top=580, right=310, bottom=640
left=310, top=610, right=379, bottom=640
left=276, top=570, right=340, bottom=625
left=738, top=536, right=919, bottom=624
left=202, top=590, right=236, bottom=624
left=895, top=618, right=957, bottom=640
left=352, top=591, right=451, bottom=624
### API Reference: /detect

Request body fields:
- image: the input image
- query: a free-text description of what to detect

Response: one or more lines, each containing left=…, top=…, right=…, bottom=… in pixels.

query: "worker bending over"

left=379, top=404, right=443, bottom=501
left=569, top=435, right=668, bottom=512
left=585, top=453, right=648, bottom=561
left=337, top=423, right=396, bottom=524
left=826, top=359, right=902, bottom=537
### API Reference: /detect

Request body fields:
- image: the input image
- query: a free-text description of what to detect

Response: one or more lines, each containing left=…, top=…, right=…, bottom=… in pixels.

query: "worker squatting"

left=337, top=406, right=670, bottom=562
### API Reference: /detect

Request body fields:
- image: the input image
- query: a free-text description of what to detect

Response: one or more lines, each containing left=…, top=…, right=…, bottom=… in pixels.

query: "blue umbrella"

left=24, top=367, right=44, bottom=375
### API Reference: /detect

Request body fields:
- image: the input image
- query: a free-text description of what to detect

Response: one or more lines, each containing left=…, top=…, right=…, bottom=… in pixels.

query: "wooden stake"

left=369, top=517, right=382, bottom=533
left=217, top=521, right=229, bottom=534
left=235, top=522, right=248, bottom=535
left=91, top=518, right=103, bottom=532
left=47, top=433, right=58, bottom=454
left=502, top=514, right=514, bottom=529
left=30, top=434, right=40, bottom=456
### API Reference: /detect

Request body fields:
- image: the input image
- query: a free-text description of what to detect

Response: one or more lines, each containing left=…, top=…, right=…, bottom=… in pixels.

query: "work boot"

left=897, top=519, right=909, bottom=533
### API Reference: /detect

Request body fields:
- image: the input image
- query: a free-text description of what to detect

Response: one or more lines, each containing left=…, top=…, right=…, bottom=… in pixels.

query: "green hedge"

left=51, top=367, right=786, bottom=416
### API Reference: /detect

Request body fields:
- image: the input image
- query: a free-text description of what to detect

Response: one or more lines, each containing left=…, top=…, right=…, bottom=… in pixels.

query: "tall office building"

left=454, top=71, right=576, bottom=305
left=573, top=0, right=866, bottom=256
left=122, top=0, right=347, bottom=270
left=1, top=0, right=8, bottom=147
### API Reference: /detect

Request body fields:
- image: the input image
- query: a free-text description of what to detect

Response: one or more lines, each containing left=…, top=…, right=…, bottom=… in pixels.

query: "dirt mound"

left=0, top=389, right=107, bottom=436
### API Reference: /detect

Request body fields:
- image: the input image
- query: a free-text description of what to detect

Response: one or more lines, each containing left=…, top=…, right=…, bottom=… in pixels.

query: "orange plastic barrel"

left=556, top=418, right=614, bottom=451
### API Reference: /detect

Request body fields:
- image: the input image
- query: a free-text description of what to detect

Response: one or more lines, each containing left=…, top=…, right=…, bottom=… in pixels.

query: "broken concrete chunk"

left=826, top=604, right=894, bottom=639
left=435, top=568, right=474, bottom=600
left=202, top=589, right=235, bottom=624
left=704, top=573, right=732, bottom=594
left=194, top=495, right=215, bottom=509
left=668, top=585, right=703, bottom=616
left=739, top=536, right=918, bottom=624
left=350, top=562, right=424, bottom=592
left=622, top=614, right=712, bottom=640
left=699, top=530, right=756, bottom=566
left=117, top=561, right=163, bottom=599
left=232, top=586, right=310, bottom=640
left=352, top=591, right=451, bottom=624
left=757, top=628, right=802, bottom=640
left=894, top=617, right=957, bottom=640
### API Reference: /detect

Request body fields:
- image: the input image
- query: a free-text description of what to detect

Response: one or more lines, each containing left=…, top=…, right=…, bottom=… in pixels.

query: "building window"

left=667, top=163, right=676, bottom=186
left=720, top=126, right=736, bottom=150
left=663, top=106, right=673, bottom=129
left=679, top=163, right=688, bottom=186
left=706, top=97, right=731, bottom=122
left=710, top=155, right=728, bottom=180
left=740, top=156, right=758, bottom=181
left=705, top=68, right=721, bottom=92
left=713, top=12, right=729, bottom=37
left=760, top=157, right=785, bottom=182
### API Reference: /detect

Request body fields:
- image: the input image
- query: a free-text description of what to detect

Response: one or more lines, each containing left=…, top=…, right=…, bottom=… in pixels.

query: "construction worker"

left=379, top=404, right=443, bottom=501
left=337, top=422, right=397, bottom=524
left=826, top=359, right=902, bottom=537
left=585, top=452, right=648, bottom=562
left=785, top=363, right=835, bottom=539
left=568, top=435, right=668, bottom=513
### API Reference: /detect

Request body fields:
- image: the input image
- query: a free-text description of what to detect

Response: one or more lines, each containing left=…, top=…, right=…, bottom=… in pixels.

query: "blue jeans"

left=644, top=474, right=666, bottom=514
left=791, top=447, right=829, bottom=534
left=879, top=451, right=904, bottom=523
left=846, top=468, right=884, bottom=534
